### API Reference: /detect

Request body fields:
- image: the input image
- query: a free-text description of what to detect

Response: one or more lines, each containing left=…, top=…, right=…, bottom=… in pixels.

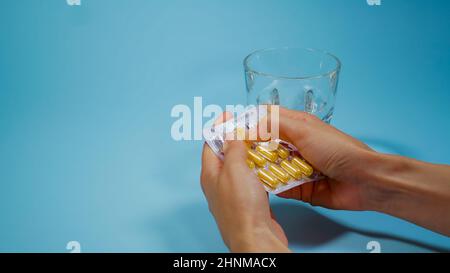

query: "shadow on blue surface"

left=148, top=200, right=449, bottom=252
left=356, top=136, right=421, bottom=158
left=147, top=202, right=227, bottom=252
left=272, top=203, right=449, bottom=253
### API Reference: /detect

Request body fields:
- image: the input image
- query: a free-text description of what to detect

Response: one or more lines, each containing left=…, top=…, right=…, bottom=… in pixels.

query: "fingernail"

left=222, top=141, right=229, bottom=153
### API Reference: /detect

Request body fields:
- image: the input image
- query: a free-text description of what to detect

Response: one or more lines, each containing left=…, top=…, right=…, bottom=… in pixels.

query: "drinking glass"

left=244, top=47, right=341, bottom=123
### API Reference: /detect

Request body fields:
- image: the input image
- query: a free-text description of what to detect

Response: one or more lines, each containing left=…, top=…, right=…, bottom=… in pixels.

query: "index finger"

left=200, top=112, right=234, bottom=187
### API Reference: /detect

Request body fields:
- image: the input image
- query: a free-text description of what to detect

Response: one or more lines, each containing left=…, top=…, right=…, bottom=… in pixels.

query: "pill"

left=256, top=145, right=278, bottom=162
left=291, top=156, right=314, bottom=177
left=243, top=141, right=253, bottom=149
left=267, top=141, right=279, bottom=151
left=235, top=127, right=246, bottom=140
left=277, top=145, right=290, bottom=159
left=257, top=169, right=279, bottom=188
left=280, top=159, right=302, bottom=180
left=246, top=159, right=255, bottom=169
left=268, top=163, right=290, bottom=184
left=247, top=149, right=267, bottom=167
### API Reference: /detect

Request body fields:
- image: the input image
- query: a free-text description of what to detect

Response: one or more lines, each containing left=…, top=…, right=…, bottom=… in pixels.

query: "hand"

left=275, top=108, right=450, bottom=236
left=201, top=107, right=450, bottom=245
left=200, top=113, right=290, bottom=252
left=275, top=108, right=378, bottom=211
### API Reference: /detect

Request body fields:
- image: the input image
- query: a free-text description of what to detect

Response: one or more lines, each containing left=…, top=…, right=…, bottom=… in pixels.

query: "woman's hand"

left=201, top=107, right=450, bottom=247
left=275, top=108, right=450, bottom=236
left=275, top=107, right=378, bottom=211
left=200, top=113, right=290, bottom=252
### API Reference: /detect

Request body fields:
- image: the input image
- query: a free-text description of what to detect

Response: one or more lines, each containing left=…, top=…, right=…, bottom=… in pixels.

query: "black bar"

left=0, top=253, right=447, bottom=272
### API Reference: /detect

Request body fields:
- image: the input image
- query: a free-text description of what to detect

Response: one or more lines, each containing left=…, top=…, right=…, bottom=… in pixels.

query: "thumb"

left=266, top=107, right=310, bottom=145
left=222, top=140, right=268, bottom=195
left=223, top=141, right=248, bottom=168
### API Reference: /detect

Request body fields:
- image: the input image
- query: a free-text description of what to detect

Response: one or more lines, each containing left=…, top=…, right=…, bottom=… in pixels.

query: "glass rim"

left=243, top=47, right=341, bottom=80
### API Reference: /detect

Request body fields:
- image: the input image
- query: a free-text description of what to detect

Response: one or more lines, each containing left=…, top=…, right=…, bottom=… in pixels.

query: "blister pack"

left=203, top=106, right=323, bottom=194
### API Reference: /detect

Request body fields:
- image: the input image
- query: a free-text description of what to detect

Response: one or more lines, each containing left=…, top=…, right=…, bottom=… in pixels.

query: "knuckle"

left=300, top=112, right=319, bottom=123
left=200, top=168, right=209, bottom=185
left=223, top=160, right=239, bottom=174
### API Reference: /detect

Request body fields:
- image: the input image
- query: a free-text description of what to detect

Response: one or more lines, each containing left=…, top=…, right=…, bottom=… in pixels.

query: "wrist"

left=227, top=224, right=289, bottom=253
left=355, top=150, right=412, bottom=212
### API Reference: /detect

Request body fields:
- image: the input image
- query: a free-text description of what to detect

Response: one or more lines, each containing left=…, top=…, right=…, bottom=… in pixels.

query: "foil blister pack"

left=203, top=106, right=323, bottom=194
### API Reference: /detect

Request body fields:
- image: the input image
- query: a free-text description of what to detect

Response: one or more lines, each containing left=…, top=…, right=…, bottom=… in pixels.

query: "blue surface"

left=0, top=0, right=449, bottom=252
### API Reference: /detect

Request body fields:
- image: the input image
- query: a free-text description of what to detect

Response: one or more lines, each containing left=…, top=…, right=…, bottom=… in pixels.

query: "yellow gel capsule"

left=292, top=156, right=314, bottom=177
left=277, top=145, right=290, bottom=159
left=244, top=141, right=253, bottom=149
left=256, top=145, right=278, bottom=162
left=257, top=169, right=279, bottom=188
left=280, top=160, right=302, bottom=180
left=247, top=150, right=267, bottom=167
left=268, top=164, right=290, bottom=184
left=235, top=127, right=246, bottom=140
left=267, top=141, right=279, bottom=151
left=246, top=159, right=255, bottom=169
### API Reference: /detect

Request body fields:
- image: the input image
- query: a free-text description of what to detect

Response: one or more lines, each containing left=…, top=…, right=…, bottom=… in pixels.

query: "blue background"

left=0, top=0, right=449, bottom=252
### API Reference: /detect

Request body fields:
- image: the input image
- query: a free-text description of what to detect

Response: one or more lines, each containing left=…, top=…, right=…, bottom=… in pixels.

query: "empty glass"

left=244, top=47, right=341, bottom=123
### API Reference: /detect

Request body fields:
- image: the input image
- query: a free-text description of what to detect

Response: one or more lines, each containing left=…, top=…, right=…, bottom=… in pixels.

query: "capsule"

left=256, top=145, right=278, bottom=162
left=246, top=159, right=255, bottom=169
left=268, top=163, right=290, bottom=184
left=277, top=145, right=290, bottom=159
left=280, top=159, right=302, bottom=180
left=235, top=127, right=246, bottom=140
left=257, top=169, right=279, bottom=188
left=247, top=149, right=267, bottom=168
left=243, top=141, right=253, bottom=149
left=291, top=156, right=314, bottom=177
left=267, top=141, right=279, bottom=151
